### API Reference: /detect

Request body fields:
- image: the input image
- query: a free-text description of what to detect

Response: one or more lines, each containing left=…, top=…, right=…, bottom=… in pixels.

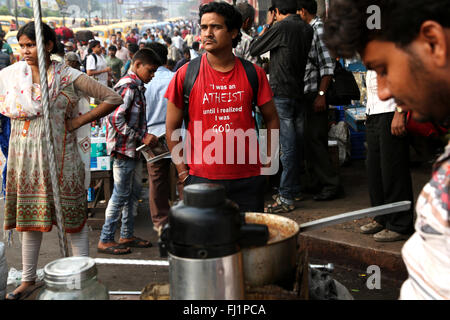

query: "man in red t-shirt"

left=165, top=2, right=279, bottom=212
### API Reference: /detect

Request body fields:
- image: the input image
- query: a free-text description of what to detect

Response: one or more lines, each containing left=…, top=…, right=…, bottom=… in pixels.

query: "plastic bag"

left=328, top=121, right=351, bottom=165
left=7, top=268, right=45, bottom=287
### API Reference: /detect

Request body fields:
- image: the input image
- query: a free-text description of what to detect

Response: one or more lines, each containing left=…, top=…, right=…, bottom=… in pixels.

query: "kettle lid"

left=183, top=183, right=226, bottom=208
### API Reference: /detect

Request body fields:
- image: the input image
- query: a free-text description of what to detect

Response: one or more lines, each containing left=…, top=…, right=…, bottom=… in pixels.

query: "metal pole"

left=32, top=0, right=69, bottom=258
left=14, top=0, right=18, bottom=31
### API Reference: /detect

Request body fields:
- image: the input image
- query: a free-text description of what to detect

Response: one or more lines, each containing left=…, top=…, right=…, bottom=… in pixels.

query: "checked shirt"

left=304, top=17, right=334, bottom=94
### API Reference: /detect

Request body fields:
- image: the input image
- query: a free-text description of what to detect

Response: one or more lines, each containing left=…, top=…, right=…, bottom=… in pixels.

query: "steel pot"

left=242, top=201, right=412, bottom=287
left=242, top=212, right=299, bottom=287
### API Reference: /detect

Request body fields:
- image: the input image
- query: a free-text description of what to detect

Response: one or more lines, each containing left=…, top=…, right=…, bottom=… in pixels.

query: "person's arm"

left=258, top=99, right=280, bottom=166
left=66, top=74, right=123, bottom=131
left=249, top=20, right=280, bottom=57
left=166, top=100, right=189, bottom=182
left=391, top=109, right=407, bottom=137
left=313, top=26, right=335, bottom=112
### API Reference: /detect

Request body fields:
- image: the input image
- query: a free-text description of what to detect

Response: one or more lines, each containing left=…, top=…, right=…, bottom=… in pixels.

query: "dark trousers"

left=147, top=158, right=171, bottom=228
left=366, top=112, right=414, bottom=234
left=185, top=175, right=266, bottom=213
left=303, top=92, right=340, bottom=192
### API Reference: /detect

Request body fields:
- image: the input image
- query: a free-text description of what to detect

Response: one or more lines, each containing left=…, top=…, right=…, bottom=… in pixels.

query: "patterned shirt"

left=234, top=29, right=258, bottom=64
left=400, top=142, right=450, bottom=299
left=304, top=17, right=334, bottom=94
left=106, top=71, right=147, bottom=159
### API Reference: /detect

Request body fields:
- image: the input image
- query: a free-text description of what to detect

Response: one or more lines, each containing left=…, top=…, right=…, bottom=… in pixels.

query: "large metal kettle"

left=159, top=183, right=269, bottom=300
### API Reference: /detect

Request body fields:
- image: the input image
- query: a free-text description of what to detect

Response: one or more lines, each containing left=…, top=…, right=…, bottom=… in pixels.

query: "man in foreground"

left=324, top=0, right=450, bottom=299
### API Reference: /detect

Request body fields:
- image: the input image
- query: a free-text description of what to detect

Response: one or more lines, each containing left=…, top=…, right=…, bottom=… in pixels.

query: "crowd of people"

left=0, top=0, right=448, bottom=300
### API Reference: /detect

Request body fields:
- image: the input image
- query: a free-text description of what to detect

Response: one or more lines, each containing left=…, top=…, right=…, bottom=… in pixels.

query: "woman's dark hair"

left=297, top=0, right=317, bottom=14
left=199, top=1, right=243, bottom=48
left=17, top=21, right=58, bottom=54
left=145, top=42, right=168, bottom=65
left=88, top=40, right=101, bottom=50
left=324, top=0, right=450, bottom=58
left=132, top=48, right=162, bottom=67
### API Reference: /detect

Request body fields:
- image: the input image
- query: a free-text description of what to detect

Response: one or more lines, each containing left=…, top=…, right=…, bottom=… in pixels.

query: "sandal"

left=97, top=243, right=132, bottom=255
left=5, top=282, right=44, bottom=300
left=272, top=193, right=304, bottom=202
left=119, top=237, right=152, bottom=248
left=265, top=196, right=295, bottom=213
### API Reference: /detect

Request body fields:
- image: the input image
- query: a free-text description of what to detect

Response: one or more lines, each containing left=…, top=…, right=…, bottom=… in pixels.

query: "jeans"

left=100, top=157, right=143, bottom=243
left=274, top=97, right=305, bottom=204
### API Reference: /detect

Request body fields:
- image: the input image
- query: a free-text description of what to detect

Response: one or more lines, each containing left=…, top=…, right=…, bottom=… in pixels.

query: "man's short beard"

left=406, top=47, right=450, bottom=127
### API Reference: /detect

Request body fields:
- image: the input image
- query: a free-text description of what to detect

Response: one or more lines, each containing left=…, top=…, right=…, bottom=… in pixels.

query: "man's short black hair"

left=236, top=2, right=255, bottom=24
left=132, top=48, right=162, bottom=67
left=324, top=0, right=450, bottom=58
left=165, top=36, right=172, bottom=45
left=199, top=1, right=242, bottom=48
left=145, top=42, right=168, bottom=65
left=108, top=45, right=117, bottom=52
left=297, top=0, right=317, bottom=15
left=127, top=43, right=139, bottom=55
left=192, top=41, right=200, bottom=51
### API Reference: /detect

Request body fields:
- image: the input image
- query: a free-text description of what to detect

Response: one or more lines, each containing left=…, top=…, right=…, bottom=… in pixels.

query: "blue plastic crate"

left=349, top=127, right=366, bottom=160
left=345, top=107, right=366, bottom=132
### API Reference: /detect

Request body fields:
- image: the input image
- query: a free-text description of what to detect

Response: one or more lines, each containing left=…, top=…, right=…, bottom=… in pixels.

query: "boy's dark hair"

left=297, top=0, right=317, bottom=15
left=164, top=36, right=172, bottom=45
left=108, top=45, right=117, bottom=52
left=132, top=48, right=162, bottom=67
left=324, top=0, right=450, bottom=58
left=167, top=59, right=176, bottom=68
left=56, top=41, right=65, bottom=55
left=17, top=21, right=58, bottom=54
left=127, top=43, right=139, bottom=55
left=236, top=2, right=255, bottom=24
left=199, top=1, right=242, bottom=48
left=192, top=41, right=200, bottom=51
left=183, top=47, right=191, bottom=56
left=145, top=42, right=168, bottom=65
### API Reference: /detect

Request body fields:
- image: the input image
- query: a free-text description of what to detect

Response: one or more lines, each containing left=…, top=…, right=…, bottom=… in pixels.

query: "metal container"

left=242, top=202, right=412, bottom=287
left=0, top=242, right=7, bottom=300
left=169, top=252, right=245, bottom=300
left=161, top=184, right=268, bottom=300
left=37, top=257, right=109, bottom=300
left=242, top=213, right=299, bottom=287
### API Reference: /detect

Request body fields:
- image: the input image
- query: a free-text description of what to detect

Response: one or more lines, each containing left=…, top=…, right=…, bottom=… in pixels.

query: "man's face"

left=362, top=38, right=450, bottom=123
left=93, top=44, right=102, bottom=55
left=109, top=49, right=116, bottom=57
left=200, top=12, right=237, bottom=54
left=135, top=61, right=159, bottom=83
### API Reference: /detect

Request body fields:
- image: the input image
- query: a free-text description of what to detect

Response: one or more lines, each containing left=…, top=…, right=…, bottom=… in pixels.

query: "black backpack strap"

left=182, top=56, right=202, bottom=127
left=238, top=57, right=258, bottom=114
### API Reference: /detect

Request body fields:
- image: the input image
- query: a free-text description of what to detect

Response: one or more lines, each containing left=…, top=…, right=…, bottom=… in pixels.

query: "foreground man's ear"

left=417, top=20, right=448, bottom=68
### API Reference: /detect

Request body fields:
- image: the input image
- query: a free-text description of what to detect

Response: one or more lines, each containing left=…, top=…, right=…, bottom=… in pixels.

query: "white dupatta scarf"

left=0, top=60, right=91, bottom=189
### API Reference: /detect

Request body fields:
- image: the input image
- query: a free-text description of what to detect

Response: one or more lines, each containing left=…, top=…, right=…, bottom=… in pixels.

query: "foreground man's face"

left=362, top=36, right=450, bottom=124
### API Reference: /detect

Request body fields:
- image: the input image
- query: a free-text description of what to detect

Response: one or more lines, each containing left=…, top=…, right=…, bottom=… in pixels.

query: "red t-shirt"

left=165, top=54, right=273, bottom=180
